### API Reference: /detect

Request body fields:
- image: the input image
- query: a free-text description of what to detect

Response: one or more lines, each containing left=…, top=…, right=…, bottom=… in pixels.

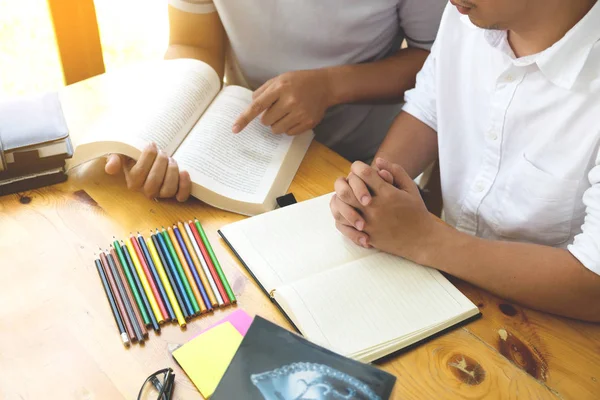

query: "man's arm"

left=233, top=0, right=446, bottom=135
left=426, top=222, right=600, bottom=322
left=343, top=160, right=600, bottom=322
left=165, top=3, right=226, bottom=80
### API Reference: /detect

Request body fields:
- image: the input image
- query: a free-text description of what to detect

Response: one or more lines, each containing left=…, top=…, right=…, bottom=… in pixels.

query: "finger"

left=332, top=194, right=366, bottom=231
left=378, top=169, right=394, bottom=185
left=105, top=154, right=123, bottom=175
left=271, top=114, right=299, bottom=135
left=142, top=150, right=169, bottom=198
left=334, top=177, right=362, bottom=208
left=176, top=170, right=192, bottom=202
left=252, top=79, right=272, bottom=100
left=127, top=143, right=158, bottom=191
left=287, top=123, right=310, bottom=136
left=261, top=100, right=290, bottom=127
left=233, top=89, right=280, bottom=133
left=348, top=172, right=372, bottom=206
left=350, top=161, right=387, bottom=195
left=375, top=158, right=417, bottom=194
left=158, top=157, right=180, bottom=198
left=335, top=222, right=371, bottom=249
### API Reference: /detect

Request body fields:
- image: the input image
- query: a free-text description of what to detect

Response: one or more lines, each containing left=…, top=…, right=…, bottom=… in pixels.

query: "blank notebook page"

left=220, top=193, right=373, bottom=291
left=275, top=252, right=477, bottom=360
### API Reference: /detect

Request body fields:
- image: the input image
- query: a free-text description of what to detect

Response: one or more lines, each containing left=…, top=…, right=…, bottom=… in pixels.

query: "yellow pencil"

left=126, top=237, right=164, bottom=324
left=146, top=236, right=186, bottom=328
left=179, top=221, right=218, bottom=307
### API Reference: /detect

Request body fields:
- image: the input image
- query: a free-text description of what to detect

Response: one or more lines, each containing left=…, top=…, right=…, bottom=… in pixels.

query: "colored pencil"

left=127, top=237, right=166, bottom=323
left=138, top=233, right=175, bottom=321
left=167, top=226, right=207, bottom=313
left=174, top=224, right=211, bottom=311
left=106, top=251, right=144, bottom=343
left=99, top=252, right=135, bottom=343
left=193, top=218, right=235, bottom=303
left=162, top=228, right=201, bottom=314
left=130, top=235, right=169, bottom=322
left=95, top=259, right=130, bottom=346
left=111, top=247, right=148, bottom=339
left=183, top=223, right=225, bottom=307
left=147, top=234, right=187, bottom=328
left=182, top=221, right=218, bottom=307
left=189, top=220, right=229, bottom=305
left=155, top=230, right=194, bottom=318
left=114, top=238, right=150, bottom=326
left=122, top=241, right=160, bottom=332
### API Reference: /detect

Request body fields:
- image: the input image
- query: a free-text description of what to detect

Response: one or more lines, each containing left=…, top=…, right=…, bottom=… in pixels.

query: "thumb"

left=105, top=154, right=123, bottom=175
left=375, top=158, right=417, bottom=194
left=377, top=169, right=394, bottom=185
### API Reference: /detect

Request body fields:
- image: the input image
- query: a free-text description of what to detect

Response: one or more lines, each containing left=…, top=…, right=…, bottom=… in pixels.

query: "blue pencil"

left=121, top=241, right=160, bottom=332
left=155, top=229, right=194, bottom=317
left=137, top=233, right=176, bottom=322
left=151, top=233, right=190, bottom=319
left=174, top=225, right=212, bottom=311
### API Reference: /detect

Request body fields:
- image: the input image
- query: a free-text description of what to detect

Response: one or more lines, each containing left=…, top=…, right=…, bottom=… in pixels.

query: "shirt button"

left=474, top=181, right=485, bottom=193
left=487, top=131, right=498, bottom=141
left=505, top=74, right=514, bottom=82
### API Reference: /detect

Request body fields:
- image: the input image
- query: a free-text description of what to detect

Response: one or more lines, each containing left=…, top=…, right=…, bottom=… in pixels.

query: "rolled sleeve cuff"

left=168, top=0, right=216, bottom=14
left=404, top=36, right=436, bottom=51
left=402, top=101, right=438, bottom=132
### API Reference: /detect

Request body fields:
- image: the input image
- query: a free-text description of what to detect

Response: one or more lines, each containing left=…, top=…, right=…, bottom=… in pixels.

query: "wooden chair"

left=47, top=0, right=105, bottom=85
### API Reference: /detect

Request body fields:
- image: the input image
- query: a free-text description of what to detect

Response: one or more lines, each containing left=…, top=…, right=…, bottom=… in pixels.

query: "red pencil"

left=130, top=235, right=170, bottom=322
left=188, top=221, right=230, bottom=306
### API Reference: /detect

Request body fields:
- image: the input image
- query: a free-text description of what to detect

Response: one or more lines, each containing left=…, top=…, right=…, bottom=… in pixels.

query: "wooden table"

left=0, top=74, right=598, bottom=400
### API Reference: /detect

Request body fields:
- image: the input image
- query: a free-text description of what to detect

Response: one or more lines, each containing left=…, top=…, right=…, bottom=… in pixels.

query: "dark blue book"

left=212, top=316, right=396, bottom=400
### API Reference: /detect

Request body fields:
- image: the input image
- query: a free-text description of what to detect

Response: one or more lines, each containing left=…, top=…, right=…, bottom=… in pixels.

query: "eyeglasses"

left=137, top=368, right=176, bottom=400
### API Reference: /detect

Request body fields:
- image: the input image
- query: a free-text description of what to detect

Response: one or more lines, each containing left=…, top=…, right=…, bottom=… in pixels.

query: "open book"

left=219, top=194, right=480, bottom=363
left=69, top=59, right=313, bottom=215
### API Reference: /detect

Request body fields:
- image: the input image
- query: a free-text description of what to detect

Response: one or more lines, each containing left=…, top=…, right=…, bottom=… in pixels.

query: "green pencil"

left=161, top=228, right=200, bottom=314
left=194, top=218, right=236, bottom=303
left=113, top=239, right=151, bottom=325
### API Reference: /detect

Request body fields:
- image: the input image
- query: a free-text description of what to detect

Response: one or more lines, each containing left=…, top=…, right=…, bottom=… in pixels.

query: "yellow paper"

left=173, top=322, right=243, bottom=398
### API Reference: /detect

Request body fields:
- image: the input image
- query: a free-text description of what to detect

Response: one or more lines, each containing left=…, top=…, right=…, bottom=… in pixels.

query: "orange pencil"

left=167, top=226, right=208, bottom=313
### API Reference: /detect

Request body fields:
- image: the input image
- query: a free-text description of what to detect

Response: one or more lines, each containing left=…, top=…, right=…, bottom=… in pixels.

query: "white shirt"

left=403, top=3, right=600, bottom=275
left=169, top=0, right=447, bottom=161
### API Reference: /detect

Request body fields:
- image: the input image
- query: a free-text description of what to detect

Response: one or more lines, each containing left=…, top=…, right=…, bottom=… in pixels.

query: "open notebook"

left=219, top=194, right=480, bottom=363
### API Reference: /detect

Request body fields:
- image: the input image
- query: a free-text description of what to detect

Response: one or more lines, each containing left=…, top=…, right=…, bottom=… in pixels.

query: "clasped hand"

left=330, top=158, right=437, bottom=264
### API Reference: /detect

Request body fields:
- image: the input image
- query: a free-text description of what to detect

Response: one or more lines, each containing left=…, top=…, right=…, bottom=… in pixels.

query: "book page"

left=219, top=194, right=373, bottom=292
left=173, top=86, right=294, bottom=204
left=70, top=59, right=220, bottom=166
left=275, top=252, right=478, bottom=360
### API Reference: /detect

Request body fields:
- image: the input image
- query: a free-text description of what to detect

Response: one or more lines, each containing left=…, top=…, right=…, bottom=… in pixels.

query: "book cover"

left=212, top=316, right=396, bottom=400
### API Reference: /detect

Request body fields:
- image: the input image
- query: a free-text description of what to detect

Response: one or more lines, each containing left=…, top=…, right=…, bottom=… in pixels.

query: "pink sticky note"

left=201, top=309, right=253, bottom=337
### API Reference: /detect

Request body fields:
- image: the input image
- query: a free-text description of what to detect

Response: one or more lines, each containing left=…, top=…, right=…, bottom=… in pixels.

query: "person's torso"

left=434, top=7, right=600, bottom=248
left=214, top=0, right=404, bottom=161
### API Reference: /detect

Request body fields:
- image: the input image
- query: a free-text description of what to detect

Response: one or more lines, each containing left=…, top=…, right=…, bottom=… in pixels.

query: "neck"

left=508, top=0, right=597, bottom=57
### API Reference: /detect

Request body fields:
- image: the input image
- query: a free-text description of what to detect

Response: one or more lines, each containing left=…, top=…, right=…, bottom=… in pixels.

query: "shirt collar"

left=465, top=2, right=600, bottom=89
left=536, top=1, right=600, bottom=89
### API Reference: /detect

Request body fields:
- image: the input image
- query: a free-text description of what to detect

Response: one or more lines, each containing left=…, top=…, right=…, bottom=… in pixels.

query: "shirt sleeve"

left=168, top=0, right=216, bottom=14
left=401, top=39, right=438, bottom=132
left=397, top=0, right=447, bottom=50
left=568, top=154, right=600, bottom=276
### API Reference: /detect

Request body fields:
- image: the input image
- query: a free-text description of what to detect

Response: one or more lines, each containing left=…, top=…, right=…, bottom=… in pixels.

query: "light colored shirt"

left=403, top=3, right=600, bottom=275
left=169, top=0, right=447, bottom=161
